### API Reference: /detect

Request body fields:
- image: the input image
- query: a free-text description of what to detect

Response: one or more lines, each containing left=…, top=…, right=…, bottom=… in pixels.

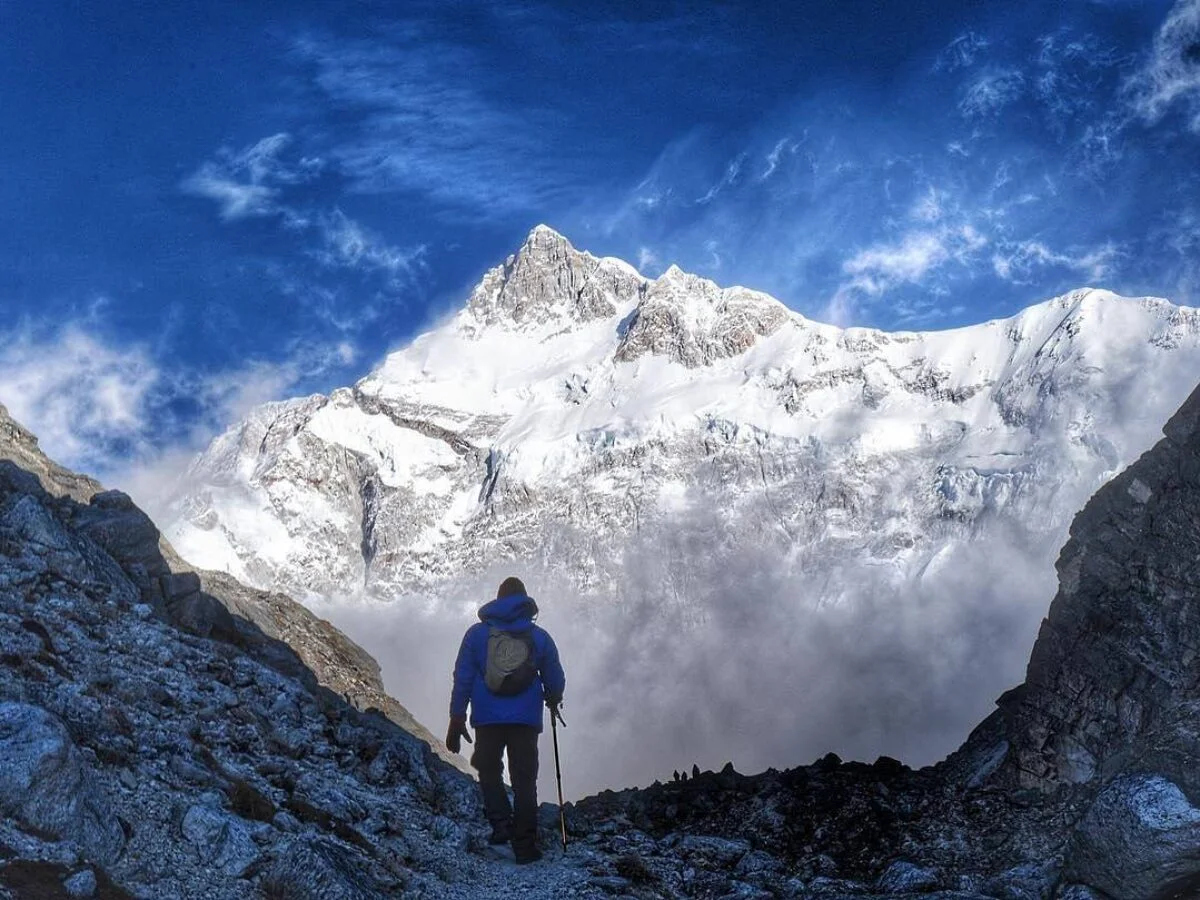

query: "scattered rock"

left=677, top=834, right=752, bottom=866
left=261, top=836, right=389, bottom=900
left=589, top=874, right=633, bottom=893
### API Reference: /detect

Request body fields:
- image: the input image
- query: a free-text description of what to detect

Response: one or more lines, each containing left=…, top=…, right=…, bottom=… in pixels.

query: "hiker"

left=446, top=576, right=566, bottom=864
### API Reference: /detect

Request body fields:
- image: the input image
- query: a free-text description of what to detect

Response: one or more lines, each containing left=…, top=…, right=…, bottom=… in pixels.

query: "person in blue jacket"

left=447, top=576, right=566, bottom=863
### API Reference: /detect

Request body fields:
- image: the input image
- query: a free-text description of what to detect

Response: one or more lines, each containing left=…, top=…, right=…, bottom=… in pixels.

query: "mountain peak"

left=463, top=228, right=642, bottom=331
left=522, top=223, right=571, bottom=249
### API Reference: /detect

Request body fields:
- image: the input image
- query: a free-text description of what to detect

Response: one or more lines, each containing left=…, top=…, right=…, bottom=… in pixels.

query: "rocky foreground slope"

left=2, top=380, right=1200, bottom=898
left=0, top=402, right=583, bottom=899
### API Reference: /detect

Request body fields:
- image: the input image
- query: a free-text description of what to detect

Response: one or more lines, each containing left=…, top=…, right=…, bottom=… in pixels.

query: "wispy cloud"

left=184, top=134, right=422, bottom=283
left=935, top=31, right=991, bottom=73
left=1123, top=0, right=1200, bottom=132
left=636, top=246, right=660, bottom=273
left=830, top=224, right=989, bottom=323
left=992, top=239, right=1120, bottom=284
left=181, top=133, right=321, bottom=221
left=698, top=154, right=747, bottom=204
left=959, top=68, right=1026, bottom=118
left=844, top=232, right=954, bottom=292
left=0, top=323, right=160, bottom=473
left=290, top=31, right=581, bottom=215
left=312, top=210, right=425, bottom=281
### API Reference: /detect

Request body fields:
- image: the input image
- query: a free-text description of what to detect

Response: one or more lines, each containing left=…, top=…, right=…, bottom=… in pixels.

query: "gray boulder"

left=0, top=702, right=125, bottom=865
left=1064, top=774, right=1200, bottom=900
left=63, top=868, right=97, bottom=898
left=879, top=860, right=940, bottom=892
left=180, top=803, right=260, bottom=877
left=261, top=836, right=390, bottom=899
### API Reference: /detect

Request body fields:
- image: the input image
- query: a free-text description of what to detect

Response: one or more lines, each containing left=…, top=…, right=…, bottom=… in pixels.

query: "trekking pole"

left=550, top=704, right=568, bottom=852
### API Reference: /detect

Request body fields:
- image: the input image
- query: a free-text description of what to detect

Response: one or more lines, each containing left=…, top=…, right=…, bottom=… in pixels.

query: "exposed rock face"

left=988, top=382, right=1200, bottom=792
left=0, top=407, right=510, bottom=897
left=0, top=404, right=455, bottom=770
left=465, top=224, right=642, bottom=330
left=1064, top=775, right=1200, bottom=899
left=0, top=402, right=103, bottom=503
left=614, top=265, right=791, bottom=367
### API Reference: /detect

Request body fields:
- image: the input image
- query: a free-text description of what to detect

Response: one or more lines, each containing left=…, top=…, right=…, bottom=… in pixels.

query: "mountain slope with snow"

left=166, top=225, right=1200, bottom=604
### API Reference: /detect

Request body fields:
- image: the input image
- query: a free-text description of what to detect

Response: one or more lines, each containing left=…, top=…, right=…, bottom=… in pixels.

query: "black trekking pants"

left=470, top=724, right=539, bottom=853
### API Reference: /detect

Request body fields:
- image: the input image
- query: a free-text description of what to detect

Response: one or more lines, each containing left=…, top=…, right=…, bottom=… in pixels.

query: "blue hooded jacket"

left=450, top=593, right=565, bottom=732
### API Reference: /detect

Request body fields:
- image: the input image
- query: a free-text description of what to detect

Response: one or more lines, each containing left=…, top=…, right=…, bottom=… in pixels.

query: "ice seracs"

left=162, top=229, right=1200, bottom=611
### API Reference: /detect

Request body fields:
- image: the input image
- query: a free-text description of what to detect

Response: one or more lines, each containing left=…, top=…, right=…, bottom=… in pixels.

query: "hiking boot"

left=488, top=824, right=511, bottom=845
left=513, top=845, right=543, bottom=865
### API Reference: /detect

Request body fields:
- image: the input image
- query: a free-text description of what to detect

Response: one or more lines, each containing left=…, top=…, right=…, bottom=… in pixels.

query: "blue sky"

left=2, top=0, right=1200, bottom=482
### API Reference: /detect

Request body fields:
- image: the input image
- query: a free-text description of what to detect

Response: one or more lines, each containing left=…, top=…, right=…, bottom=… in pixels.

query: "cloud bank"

left=317, top=501, right=1067, bottom=802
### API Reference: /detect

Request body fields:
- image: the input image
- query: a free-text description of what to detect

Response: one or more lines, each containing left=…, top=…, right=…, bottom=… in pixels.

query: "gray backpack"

left=484, top=628, right=537, bottom=696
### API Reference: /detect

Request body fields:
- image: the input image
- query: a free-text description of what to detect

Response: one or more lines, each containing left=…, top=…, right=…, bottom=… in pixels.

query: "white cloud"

left=0, top=319, right=359, bottom=510
left=292, top=32, right=579, bottom=215
left=959, top=68, right=1026, bottom=118
left=180, top=170, right=279, bottom=221
left=323, top=501, right=1065, bottom=800
left=1123, top=0, right=1200, bottom=132
left=703, top=238, right=722, bottom=270
left=184, top=135, right=424, bottom=291
left=313, top=210, right=427, bottom=281
left=697, top=154, right=747, bottom=204
left=181, top=133, right=321, bottom=222
left=844, top=232, right=950, bottom=293
left=935, top=31, right=990, bottom=73
left=636, top=246, right=660, bottom=272
left=0, top=324, right=160, bottom=473
left=827, top=225, right=989, bottom=324
left=760, top=137, right=796, bottom=181
left=843, top=225, right=986, bottom=296
left=991, top=239, right=1119, bottom=283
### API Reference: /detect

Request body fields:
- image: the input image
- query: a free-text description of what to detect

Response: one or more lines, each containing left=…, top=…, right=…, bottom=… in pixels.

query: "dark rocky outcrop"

left=983, top=387, right=1200, bottom=793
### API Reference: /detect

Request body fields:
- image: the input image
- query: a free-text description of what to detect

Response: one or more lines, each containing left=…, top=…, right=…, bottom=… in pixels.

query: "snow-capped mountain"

left=165, top=225, right=1200, bottom=607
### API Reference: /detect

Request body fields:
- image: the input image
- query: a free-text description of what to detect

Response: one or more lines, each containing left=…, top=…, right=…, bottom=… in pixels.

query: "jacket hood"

left=478, top=593, right=539, bottom=629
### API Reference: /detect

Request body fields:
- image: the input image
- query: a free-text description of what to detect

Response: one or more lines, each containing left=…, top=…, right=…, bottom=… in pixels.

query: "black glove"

left=446, top=716, right=472, bottom=754
left=544, top=694, right=565, bottom=727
